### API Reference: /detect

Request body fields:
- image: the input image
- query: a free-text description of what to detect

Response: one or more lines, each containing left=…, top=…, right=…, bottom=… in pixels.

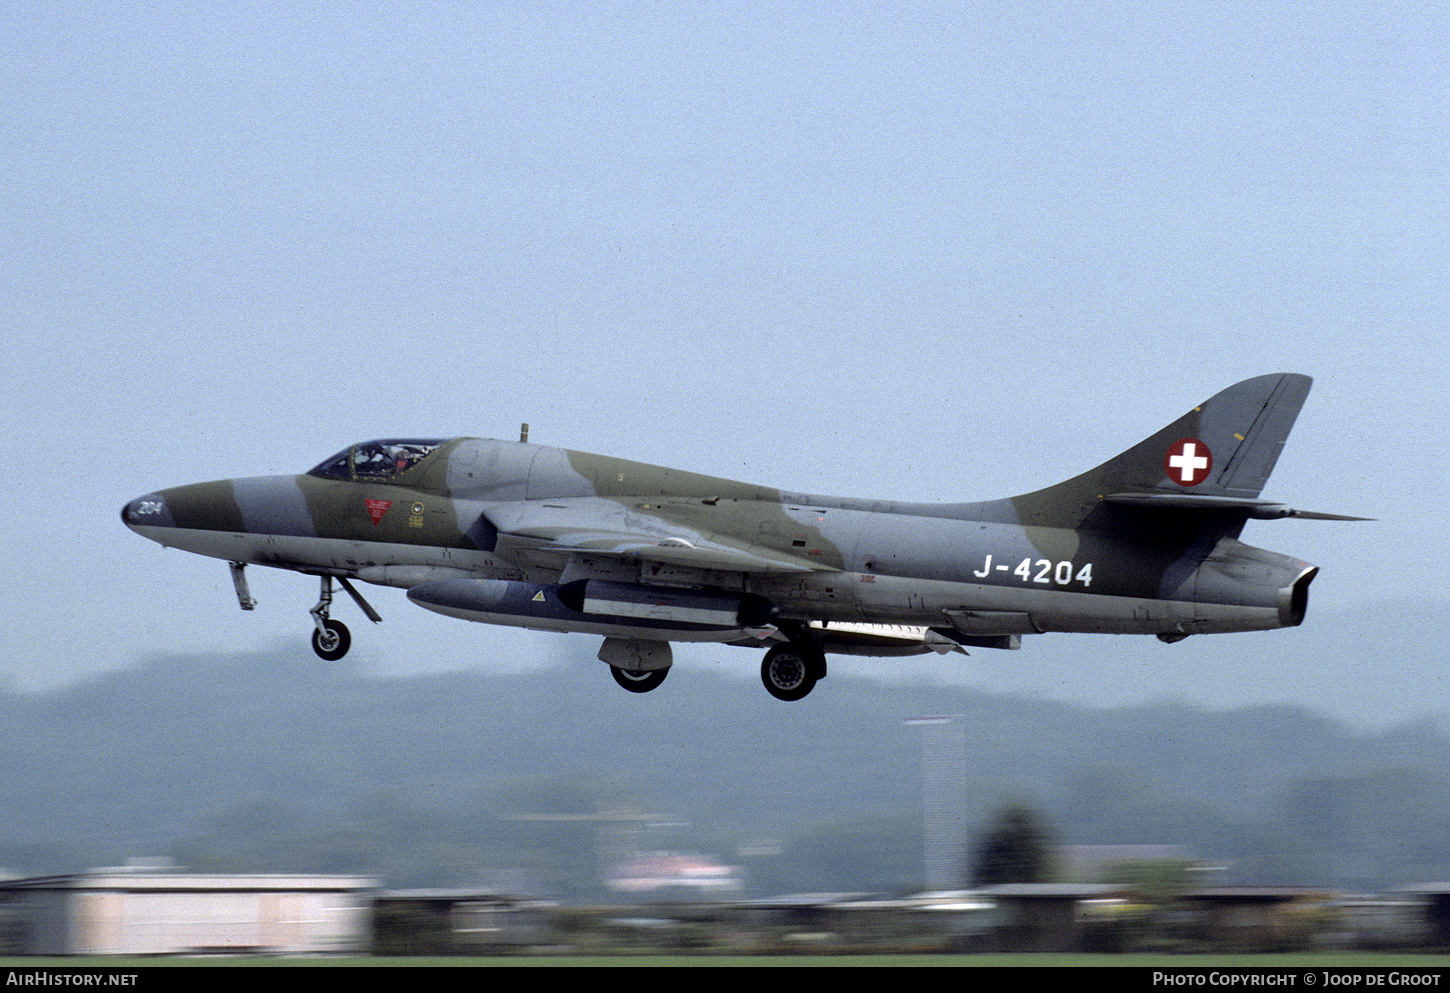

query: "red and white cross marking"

left=1165, top=438, right=1213, bottom=486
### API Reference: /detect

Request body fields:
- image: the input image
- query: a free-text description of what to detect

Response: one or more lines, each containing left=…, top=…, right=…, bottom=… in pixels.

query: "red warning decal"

left=1165, top=438, right=1213, bottom=486
left=365, top=499, right=393, bottom=525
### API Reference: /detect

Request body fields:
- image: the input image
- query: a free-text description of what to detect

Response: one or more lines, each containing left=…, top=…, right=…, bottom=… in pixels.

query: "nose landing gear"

left=307, top=573, right=381, bottom=661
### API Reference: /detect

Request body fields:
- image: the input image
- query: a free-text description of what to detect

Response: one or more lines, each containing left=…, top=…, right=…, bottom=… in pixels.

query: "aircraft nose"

left=122, top=493, right=175, bottom=531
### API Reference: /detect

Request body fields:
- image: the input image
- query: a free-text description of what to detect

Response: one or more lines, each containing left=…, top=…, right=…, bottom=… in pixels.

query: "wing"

left=470, top=499, right=993, bottom=659
left=482, top=498, right=836, bottom=580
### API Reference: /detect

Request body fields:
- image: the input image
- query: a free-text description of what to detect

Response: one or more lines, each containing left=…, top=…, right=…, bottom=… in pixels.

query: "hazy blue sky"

left=3, top=3, right=1444, bottom=725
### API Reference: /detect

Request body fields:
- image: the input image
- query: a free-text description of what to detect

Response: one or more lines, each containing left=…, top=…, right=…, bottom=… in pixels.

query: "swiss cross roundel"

left=1165, top=438, right=1213, bottom=486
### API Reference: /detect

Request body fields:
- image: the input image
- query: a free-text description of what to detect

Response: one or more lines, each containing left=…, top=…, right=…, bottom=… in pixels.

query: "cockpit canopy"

left=308, top=439, right=447, bottom=481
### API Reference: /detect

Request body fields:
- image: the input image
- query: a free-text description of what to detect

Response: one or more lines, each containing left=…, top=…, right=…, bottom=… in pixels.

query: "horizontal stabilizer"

left=1104, top=491, right=1372, bottom=521
left=1282, top=508, right=1375, bottom=522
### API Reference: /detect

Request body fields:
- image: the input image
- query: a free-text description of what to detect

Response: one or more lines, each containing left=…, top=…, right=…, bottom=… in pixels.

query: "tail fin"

left=1009, top=373, right=1313, bottom=528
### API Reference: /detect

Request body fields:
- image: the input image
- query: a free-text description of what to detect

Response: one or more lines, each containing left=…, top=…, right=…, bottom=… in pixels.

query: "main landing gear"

left=761, top=638, right=826, bottom=702
left=611, top=667, right=669, bottom=693
left=594, top=632, right=826, bottom=700
left=599, top=637, right=672, bottom=694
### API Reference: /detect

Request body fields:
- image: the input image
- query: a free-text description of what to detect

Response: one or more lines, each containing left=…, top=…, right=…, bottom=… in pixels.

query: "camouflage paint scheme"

left=122, top=373, right=1361, bottom=701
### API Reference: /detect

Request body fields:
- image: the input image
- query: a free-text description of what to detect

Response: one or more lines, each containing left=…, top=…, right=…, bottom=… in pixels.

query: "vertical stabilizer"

left=1009, top=373, right=1313, bottom=527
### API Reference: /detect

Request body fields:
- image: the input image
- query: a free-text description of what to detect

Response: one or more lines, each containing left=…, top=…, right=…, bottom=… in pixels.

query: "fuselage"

left=123, top=436, right=1316, bottom=646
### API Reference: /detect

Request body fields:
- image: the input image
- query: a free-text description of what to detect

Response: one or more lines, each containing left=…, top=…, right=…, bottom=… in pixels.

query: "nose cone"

left=122, top=493, right=175, bottom=532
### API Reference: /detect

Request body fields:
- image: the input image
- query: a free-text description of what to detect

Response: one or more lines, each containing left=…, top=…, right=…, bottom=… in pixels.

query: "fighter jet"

left=122, top=373, right=1363, bottom=701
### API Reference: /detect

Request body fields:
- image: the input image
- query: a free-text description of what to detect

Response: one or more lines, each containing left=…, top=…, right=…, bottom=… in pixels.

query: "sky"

left=3, top=2, right=1446, bottom=726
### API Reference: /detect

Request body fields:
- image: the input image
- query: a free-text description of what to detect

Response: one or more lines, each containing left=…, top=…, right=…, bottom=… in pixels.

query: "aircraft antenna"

left=520, top=423, right=529, bottom=443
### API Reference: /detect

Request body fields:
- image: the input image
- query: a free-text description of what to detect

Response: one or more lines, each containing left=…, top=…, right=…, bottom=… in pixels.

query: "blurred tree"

left=969, top=805, right=1052, bottom=886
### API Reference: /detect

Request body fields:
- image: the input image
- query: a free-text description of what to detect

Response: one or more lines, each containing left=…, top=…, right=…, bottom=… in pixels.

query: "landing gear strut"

left=761, top=639, right=825, bottom=702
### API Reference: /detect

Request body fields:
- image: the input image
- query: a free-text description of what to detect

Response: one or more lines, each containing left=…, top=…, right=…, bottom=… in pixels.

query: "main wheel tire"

left=311, top=619, right=351, bottom=661
left=761, top=643, right=820, bottom=701
left=611, top=666, right=668, bottom=693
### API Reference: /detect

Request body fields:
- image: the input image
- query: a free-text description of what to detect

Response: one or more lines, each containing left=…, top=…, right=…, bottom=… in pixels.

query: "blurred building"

left=0, top=867, right=375, bottom=955
left=372, top=890, right=555, bottom=955
left=607, top=854, right=743, bottom=899
left=981, top=883, right=1130, bottom=952
left=1175, top=886, right=1335, bottom=951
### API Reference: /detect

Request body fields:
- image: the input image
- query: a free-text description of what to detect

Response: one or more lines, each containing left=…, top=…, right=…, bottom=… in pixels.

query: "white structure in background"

left=607, top=854, right=743, bottom=898
left=905, top=715, right=968, bottom=891
left=0, top=868, right=376, bottom=956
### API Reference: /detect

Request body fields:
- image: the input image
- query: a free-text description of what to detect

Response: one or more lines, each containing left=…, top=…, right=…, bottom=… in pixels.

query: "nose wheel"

left=312, top=619, right=351, bottom=661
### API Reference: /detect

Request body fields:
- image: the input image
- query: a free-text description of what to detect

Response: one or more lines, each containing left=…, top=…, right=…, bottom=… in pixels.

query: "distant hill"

left=2, top=641, right=1447, bottom=897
